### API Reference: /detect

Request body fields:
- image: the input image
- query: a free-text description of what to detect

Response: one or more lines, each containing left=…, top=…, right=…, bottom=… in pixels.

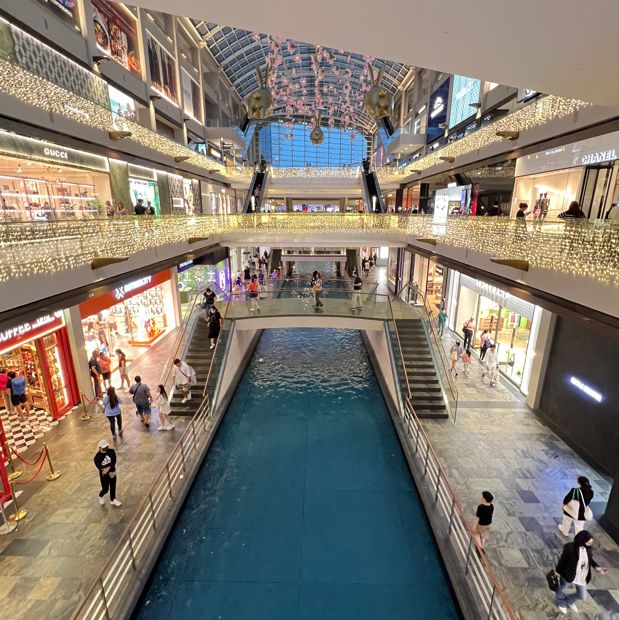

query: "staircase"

left=170, top=318, right=229, bottom=416
left=394, top=319, right=447, bottom=419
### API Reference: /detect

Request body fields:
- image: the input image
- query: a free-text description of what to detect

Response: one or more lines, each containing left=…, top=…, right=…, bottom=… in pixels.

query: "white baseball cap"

left=98, top=439, right=110, bottom=449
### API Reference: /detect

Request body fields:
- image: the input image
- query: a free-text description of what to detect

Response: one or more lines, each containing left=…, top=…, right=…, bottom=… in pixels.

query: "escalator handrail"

left=386, top=298, right=412, bottom=400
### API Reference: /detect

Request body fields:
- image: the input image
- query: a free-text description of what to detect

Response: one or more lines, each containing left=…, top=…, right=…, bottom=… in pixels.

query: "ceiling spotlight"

left=93, top=55, right=110, bottom=66
left=109, top=130, right=132, bottom=140
left=174, top=155, right=190, bottom=163
left=496, top=130, right=520, bottom=141
left=439, top=156, right=455, bottom=163
left=149, top=94, right=162, bottom=102
left=469, top=102, right=482, bottom=109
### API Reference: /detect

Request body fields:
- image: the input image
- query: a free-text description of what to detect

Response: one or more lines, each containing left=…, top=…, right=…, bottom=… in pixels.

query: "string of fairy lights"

left=0, top=215, right=616, bottom=286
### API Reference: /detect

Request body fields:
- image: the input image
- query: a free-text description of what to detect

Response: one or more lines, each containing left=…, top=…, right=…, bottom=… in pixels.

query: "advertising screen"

left=448, top=75, right=482, bottom=129
left=38, top=0, right=80, bottom=28
left=181, top=69, right=201, bottom=120
left=146, top=33, right=178, bottom=103
left=426, top=79, right=450, bottom=144
left=108, top=85, right=137, bottom=127
left=92, top=0, right=141, bottom=75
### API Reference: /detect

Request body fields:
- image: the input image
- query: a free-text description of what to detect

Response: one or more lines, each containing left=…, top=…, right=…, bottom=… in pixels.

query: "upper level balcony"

left=0, top=214, right=617, bottom=326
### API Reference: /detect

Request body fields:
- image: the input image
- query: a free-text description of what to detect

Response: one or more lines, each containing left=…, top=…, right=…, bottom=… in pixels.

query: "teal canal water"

left=135, top=328, right=459, bottom=619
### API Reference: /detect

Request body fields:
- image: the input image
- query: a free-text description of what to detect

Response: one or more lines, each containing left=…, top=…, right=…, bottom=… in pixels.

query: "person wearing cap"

left=94, top=439, right=121, bottom=507
left=554, top=530, right=607, bottom=614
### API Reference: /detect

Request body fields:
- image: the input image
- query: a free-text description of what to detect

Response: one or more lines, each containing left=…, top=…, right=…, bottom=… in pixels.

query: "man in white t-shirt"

left=173, top=358, right=194, bottom=403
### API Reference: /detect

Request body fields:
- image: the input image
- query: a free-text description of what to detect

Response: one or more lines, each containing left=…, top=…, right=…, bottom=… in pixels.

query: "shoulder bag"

left=580, top=489, right=593, bottom=521
left=563, top=488, right=580, bottom=520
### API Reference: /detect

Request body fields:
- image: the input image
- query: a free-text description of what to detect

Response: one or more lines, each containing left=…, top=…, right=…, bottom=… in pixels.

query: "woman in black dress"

left=207, top=306, right=222, bottom=349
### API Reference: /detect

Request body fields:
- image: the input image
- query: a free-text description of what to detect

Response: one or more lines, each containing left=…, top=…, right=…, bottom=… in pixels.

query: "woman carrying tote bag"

left=559, top=476, right=594, bottom=536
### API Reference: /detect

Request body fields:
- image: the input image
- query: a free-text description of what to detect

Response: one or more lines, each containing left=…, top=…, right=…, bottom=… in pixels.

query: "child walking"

left=461, top=348, right=472, bottom=376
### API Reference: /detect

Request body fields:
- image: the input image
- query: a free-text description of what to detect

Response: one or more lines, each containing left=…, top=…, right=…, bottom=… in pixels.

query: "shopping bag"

left=546, top=570, right=560, bottom=592
left=563, top=488, right=580, bottom=520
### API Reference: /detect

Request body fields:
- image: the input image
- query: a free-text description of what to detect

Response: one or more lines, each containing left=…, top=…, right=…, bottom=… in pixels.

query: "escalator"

left=241, top=168, right=269, bottom=213
left=361, top=169, right=386, bottom=213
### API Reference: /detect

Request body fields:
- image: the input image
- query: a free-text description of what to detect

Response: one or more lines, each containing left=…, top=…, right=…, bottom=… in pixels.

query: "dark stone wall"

left=539, top=316, right=619, bottom=476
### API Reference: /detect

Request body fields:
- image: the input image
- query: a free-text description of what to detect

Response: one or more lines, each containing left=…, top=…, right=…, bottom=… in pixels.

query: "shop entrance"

left=579, top=163, right=614, bottom=219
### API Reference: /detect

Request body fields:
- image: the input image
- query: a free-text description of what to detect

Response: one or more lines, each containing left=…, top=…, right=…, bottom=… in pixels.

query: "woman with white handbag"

left=559, top=476, right=594, bottom=536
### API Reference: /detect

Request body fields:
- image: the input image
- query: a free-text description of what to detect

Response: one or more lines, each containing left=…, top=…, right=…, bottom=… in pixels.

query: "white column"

left=524, top=308, right=556, bottom=407
left=63, top=306, right=93, bottom=399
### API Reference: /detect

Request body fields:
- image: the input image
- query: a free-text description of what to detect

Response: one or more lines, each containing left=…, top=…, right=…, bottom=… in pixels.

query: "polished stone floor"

left=423, top=333, right=619, bottom=619
left=0, top=332, right=189, bottom=620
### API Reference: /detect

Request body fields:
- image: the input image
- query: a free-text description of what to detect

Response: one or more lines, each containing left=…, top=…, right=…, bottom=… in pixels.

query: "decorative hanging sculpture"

left=245, top=65, right=274, bottom=120
left=365, top=65, right=394, bottom=119
left=309, top=114, right=324, bottom=145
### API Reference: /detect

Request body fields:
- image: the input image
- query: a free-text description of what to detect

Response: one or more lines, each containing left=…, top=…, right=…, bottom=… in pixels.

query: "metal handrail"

left=400, top=397, right=516, bottom=620
left=386, top=297, right=412, bottom=400
left=71, top=395, right=215, bottom=620
left=398, top=283, right=459, bottom=404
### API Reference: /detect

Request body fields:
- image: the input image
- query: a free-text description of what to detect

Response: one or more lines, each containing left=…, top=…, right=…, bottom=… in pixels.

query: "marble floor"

left=0, top=332, right=190, bottom=620
left=423, top=332, right=619, bottom=619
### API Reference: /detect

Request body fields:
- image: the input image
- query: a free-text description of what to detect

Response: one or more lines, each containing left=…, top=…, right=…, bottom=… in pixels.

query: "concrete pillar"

left=345, top=248, right=360, bottom=276
left=109, top=159, right=132, bottom=212
left=285, top=198, right=293, bottom=212
left=63, top=306, right=93, bottom=400
left=157, top=171, right=172, bottom=215
left=270, top=248, right=282, bottom=272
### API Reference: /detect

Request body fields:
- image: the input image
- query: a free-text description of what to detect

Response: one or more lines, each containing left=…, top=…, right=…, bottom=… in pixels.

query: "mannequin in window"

left=540, top=192, right=550, bottom=219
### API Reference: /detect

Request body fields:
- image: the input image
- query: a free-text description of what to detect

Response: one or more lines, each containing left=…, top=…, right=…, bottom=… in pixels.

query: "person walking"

left=449, top=341, right=462, bottom=377
left=8, top=370, right=30, bottom=418
left=0, top=368, right=13, bottom=413
left=479, top=329, right=491, bottom=361
left=372, top=251, right=378, bottom=266
left=129, top=376, right=152, bottom=426
left=471, top=491, right=494, bottom=550
left=362, top=257, right=368, bottom=277
left=352, top=270, right=363, bottom=311
left=437, top=309, right=448, bottom=337
left=461, top=348, right=472, bottom=376
left=462, top=317, right=475, bottom=350
left=94, top=439, right=121, bottom=507
left=102, top=386, right=123, bottom=438
left=312, top=272, right=324, bottom=310
left=133, top=198, right=147, bottom=215
left=202, top=287, right=216, bottom=314
left=247, top=274, right=260, bottom=312
left=207, top=306, right=223, bottom=349
left=482, top=344, right=499, bottom=387
left=173, top=358, right=194, bottom=404
left=89, top=349, right=102, bottom=398
left=554, top=530, right=607, bottom=614
left=99, top=350, right=112, bottom=391
left=559, top=476, right=594, bottom=537
left=115, top=349, right=131, bottom=390
left=153, top=384, right=174, bottom=430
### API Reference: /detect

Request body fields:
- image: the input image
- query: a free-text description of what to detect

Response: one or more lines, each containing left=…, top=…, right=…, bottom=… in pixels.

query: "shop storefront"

left=449, top=274, right=538, bottom=387
left=0, top=312, right=79, bottom=419
left=177, top=258, right=230, bottom=315
left=79, top=270, right=178, bottom=364
left=0, top=132, right=111, bottom=221
left=128, top=164, right=160, bottom=214
left=511, top=130, right=619, bottom=220
left=434, top=184, right=473, bottom=215
left=169, top=174, right=201, bottom=214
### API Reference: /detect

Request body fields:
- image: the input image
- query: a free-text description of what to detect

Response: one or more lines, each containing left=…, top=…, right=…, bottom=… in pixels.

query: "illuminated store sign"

left=177, top=260, right=194, bottom=272
left=569, top=376, right=603, bottom=403
left=426, top=79, right=450, bottom=144
left=114, top=276, right=153, bottom=300
left=0, top=311, right=65, bottom=353
left=581, top=150, right=616, bottom=165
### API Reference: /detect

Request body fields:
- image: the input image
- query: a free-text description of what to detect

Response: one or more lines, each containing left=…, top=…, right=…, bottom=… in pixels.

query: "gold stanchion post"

left=7, top=455, right=23, bottom=482
left=44, top=443, right=61, bottom=481
left=8, top=481, right=27, bottom=522
left=80, top=392, right=92, bottom=421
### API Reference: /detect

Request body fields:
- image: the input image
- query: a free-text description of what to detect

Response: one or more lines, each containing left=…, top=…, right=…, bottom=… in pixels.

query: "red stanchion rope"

left=81, top=393, right=101, bottom=404
left=14, top=454, right=48, bottom=485
left=10, top=446, right=46, bottom=467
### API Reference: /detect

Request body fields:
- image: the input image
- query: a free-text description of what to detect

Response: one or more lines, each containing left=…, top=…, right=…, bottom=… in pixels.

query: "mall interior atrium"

left=0, top=1, right=618, bottom=619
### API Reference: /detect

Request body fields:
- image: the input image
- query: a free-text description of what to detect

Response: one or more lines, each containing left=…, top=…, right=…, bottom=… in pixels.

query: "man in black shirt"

left=134, top=199, right=147, bottom=215
left=88, top=349, right=102, bottom=398
left=352, top=270, right=363, bottom=311
left=94, top=439, right=121, bottom=507
left=472, top=490, right=494, bottom=550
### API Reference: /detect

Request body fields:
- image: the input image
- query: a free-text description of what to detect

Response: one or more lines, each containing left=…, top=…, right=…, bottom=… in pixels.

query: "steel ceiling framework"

left=193, top=21, right=411, bottom=133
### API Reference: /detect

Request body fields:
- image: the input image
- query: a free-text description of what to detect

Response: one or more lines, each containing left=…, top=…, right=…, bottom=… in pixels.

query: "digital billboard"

left=448, top=75, right=482, bottom=129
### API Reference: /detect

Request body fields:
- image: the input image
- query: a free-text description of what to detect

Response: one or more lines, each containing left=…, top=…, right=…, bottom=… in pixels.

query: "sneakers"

left=569, top=603, right=578, bottom=612
left=99, top=496, right=105, bottom=505
left=181, top=397, right=191, bottom=404
left=119, top=429, right=123, bottom=436
left=110, top=499, right=122, bottom=507
left=557, top=605, right=567, bottom=614
left=209, top=343, right=215, bottom=349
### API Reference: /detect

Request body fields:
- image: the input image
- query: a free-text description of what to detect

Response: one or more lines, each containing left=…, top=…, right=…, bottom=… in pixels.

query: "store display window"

left=0, top=316, right=78, bottom=420
left=129, top=178, right=160, bottom=214
left=511, top=167, right=583, bottom=219
left=453, top=276, right=535, bottom=386
left=79, top=271, right=178, bottom=366
left=387, top=248, right=399, bottom=288
left=0, top=155, right=111, bottom=221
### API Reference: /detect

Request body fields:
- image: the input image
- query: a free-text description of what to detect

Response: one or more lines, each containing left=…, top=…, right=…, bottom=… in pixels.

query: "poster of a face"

left=147, top=33, right=178, bottom=103
left=92, top=0, right=141, bottom=75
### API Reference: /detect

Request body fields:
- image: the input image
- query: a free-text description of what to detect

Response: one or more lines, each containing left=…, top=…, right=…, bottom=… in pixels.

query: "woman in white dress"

left=153, top=384, right=174, bottom=430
